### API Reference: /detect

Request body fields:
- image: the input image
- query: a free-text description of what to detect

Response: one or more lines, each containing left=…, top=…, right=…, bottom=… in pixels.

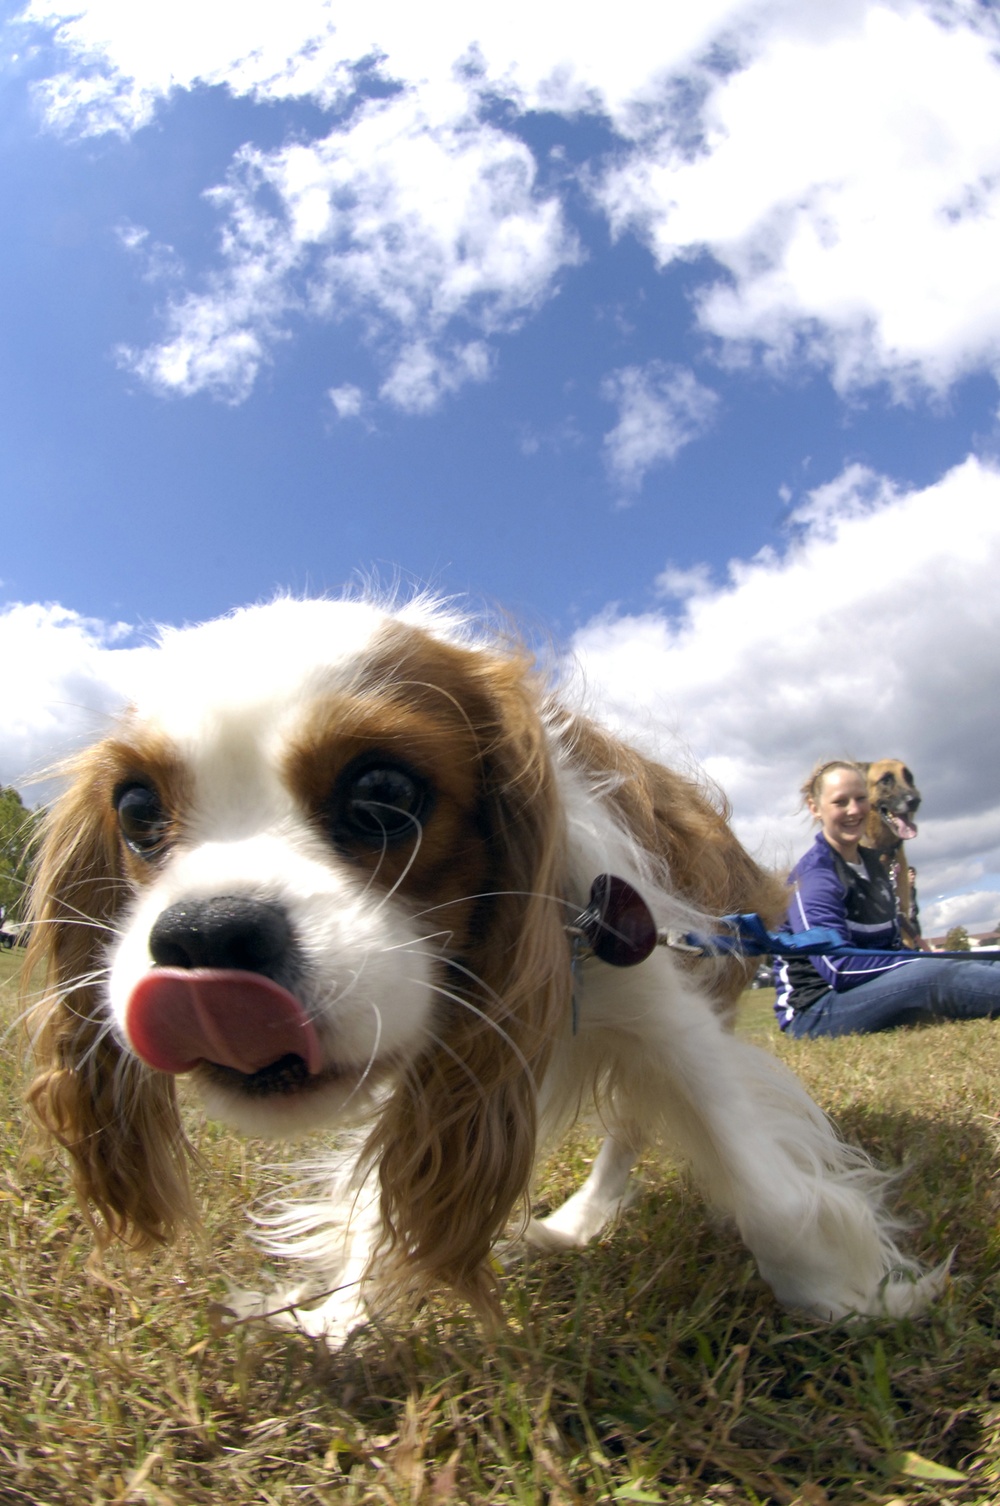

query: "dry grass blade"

left=3, top=950, right=1000, bottom=1504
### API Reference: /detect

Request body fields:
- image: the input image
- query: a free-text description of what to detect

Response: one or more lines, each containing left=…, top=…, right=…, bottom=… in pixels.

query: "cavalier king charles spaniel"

left=26, top=595, right=942, bottom=1345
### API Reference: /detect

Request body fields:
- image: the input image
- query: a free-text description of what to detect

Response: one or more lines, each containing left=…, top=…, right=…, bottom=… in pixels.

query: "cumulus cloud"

left=21, top=0, right=1000, bottom=415
left=923, top=891, right=1000, bottom=940
left=596, top=3, right=1000, bottom=396
left=379, top=339, right=492, bottom=414
left=21, top=0, right=353, bottom=135
left=569, top=456, right=1000, bottom=915
left=601, top=362, right=719, bottom=492
left=655, top=561, right=715, bottom=600
left=328, top=383, right=365, bottom=420
left=115, top=221, right=183, bottom=282
left=115, top=90, right=579, bottom=407
left=21, top=0, right=752, bottom=138
left=0, top=603, right=140, bottom=797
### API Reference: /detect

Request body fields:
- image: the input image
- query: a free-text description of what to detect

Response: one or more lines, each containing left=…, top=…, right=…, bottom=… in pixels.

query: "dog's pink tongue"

left=892, top=815, right=919, bottom=841
left=125, top=968, right=323, bottom=1077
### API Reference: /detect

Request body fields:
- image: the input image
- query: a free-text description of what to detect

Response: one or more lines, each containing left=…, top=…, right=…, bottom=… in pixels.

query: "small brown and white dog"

left=861, top=760, right=922, bottom=945
left=26, top=597, right=943, bottom=1344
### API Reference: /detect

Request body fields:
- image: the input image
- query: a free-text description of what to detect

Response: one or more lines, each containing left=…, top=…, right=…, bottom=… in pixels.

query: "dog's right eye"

left=115, top=782, right=169, bottom=857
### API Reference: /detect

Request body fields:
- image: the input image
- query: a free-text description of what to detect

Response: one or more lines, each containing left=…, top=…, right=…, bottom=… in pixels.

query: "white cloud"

left=21, top=0, right=753, bottom=138
left=0, top=603, right=138, bottom=797
left=115, top=91, right=579, bottom=407
left=21, top=0, right=352, bottom=134
left=601, top=362, right=720, bottom=492
left=115, top=221, right=182, bottom=282
left=922, top=892, right=1000, bottom=940
left=569, top=455, right=1000, bottom=913
left=597, top=3, right=1000, bottom=396
left=379, top=338, right=492, bottom=414
left=19, top=0, right=1000, bottom=411
left=328, top=383, right=365, bottom=420
left=655, top=560, right=714, bottom=600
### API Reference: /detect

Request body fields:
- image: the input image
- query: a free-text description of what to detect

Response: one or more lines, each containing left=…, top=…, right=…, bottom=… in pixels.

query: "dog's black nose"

left=148, top=896, right=292, bottom=974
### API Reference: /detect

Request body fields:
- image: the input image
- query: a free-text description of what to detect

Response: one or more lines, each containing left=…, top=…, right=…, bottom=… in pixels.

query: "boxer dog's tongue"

left=125, top=968, right=322, bottom=1076
left=887, top=812, right=918, bottom=841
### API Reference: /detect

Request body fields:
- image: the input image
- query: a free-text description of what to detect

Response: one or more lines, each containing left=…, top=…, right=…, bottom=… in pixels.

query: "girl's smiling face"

left=808, top=767, right=870, bottom=861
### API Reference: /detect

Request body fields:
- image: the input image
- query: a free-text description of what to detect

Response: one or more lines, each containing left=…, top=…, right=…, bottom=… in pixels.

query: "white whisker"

left=406, top=886, right=575, bottom=925
left=14, top=966, right=113, bottom=1043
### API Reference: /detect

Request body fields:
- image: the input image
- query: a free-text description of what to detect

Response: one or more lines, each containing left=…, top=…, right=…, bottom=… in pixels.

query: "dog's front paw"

left=524, top=1180, right=638, bottom=1252
left=221, top=1281, right=370, bottom=1347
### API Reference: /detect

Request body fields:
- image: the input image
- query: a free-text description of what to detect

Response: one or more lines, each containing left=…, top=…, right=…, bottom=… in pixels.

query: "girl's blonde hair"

left=800, top=759, right=867, bottom=811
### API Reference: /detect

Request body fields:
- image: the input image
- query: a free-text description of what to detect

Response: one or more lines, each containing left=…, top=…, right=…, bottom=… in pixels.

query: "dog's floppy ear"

left=24, top=749, right=194, bottom=1248
left=367, top=645, right=570, bottom=1314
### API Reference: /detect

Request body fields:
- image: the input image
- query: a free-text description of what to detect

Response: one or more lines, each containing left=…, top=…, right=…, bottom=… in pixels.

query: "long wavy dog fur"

left=25, top=595, right=943, bottom=1343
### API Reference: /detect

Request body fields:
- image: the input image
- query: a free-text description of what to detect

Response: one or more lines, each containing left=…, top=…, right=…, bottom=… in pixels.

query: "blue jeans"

left=786, top=958, right=1000, bottom=1038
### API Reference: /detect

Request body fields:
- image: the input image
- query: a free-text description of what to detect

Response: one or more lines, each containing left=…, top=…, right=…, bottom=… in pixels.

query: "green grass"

left=3, top=957, right=1000, bottom=1505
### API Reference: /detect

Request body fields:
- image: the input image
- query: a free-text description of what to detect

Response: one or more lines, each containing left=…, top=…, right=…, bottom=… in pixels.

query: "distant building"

left=926, top=930, right=1000, bottom=951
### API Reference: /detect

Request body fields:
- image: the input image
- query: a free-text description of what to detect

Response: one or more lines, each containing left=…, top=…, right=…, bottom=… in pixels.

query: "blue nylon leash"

left=567, top=874, right=1000, bottom=975
left=681, top=912, right=1000, bottom=962
left=566, top=878, right=999, bottom=1034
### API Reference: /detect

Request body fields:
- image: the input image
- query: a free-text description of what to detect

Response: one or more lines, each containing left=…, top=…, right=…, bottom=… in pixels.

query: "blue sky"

left=3, top=0, right=1000, bottom=934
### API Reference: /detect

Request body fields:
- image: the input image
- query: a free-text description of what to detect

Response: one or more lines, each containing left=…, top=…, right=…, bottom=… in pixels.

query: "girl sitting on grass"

left=775, top=759, right=1000, bottom=1038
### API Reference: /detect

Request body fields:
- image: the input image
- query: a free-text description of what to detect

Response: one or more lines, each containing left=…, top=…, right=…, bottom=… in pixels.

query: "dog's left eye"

left=329, top=760, right=432, bottom=848
left=115, top=782, right=170, bottom=857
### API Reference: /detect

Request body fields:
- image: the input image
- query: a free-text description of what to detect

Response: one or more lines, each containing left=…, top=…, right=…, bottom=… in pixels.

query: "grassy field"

left=3, top=949, right=1000, bottom=1505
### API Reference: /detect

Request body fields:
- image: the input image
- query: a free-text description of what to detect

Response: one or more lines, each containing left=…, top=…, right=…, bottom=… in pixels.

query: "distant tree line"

left=0, top=786, right=42, bottom=922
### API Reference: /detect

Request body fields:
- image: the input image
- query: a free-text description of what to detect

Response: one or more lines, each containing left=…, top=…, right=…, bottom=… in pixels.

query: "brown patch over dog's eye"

left=115, top=781, right=170, bottom=859
left=326, top=756, right=433, bottom=849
